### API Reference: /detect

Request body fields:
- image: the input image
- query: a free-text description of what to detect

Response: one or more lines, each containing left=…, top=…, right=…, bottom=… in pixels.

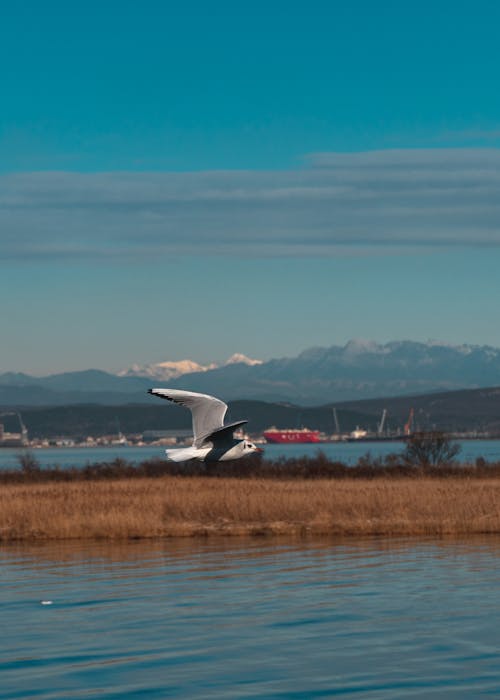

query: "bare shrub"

left=17, top=451, right=41, bottom=475
left=403, top=431, right=461, bottom=468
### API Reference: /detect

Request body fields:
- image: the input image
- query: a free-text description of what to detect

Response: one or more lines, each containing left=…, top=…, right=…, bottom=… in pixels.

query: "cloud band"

left=1, top=148, right=500, bottom=261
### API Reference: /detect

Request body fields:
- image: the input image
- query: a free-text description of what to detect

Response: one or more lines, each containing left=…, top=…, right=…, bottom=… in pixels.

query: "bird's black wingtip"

left=147, top=389, right=154, bottom=395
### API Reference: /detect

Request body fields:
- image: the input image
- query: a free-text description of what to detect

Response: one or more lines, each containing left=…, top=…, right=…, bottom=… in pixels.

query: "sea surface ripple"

left=2, top=537, right=500, bottom=698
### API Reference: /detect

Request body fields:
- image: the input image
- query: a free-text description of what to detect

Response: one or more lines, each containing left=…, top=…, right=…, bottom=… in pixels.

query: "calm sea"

left=2, top=537, right=500, bottom=698
left=1, top=440, right=500, bottom=470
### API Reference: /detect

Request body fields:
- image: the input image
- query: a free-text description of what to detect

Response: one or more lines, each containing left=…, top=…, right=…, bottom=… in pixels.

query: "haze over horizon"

left=2, top=1, right=500, bottom=375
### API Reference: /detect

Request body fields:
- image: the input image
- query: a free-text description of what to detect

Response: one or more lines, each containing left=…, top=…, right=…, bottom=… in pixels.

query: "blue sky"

left=2, top=1, right=500, bottom=374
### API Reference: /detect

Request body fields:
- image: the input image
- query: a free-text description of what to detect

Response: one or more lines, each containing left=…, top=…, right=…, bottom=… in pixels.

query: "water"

left=2, top=537, right=500, bottom=698
left=1, top=439, right=500, bottom=470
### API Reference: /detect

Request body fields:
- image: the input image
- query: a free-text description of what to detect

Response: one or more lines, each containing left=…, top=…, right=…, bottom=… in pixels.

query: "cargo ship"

left=263, top=427, right=322, bottom=444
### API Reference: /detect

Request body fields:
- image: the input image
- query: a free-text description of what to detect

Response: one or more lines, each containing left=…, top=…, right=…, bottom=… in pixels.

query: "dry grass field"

left=3, top=475, right=500, bottom=540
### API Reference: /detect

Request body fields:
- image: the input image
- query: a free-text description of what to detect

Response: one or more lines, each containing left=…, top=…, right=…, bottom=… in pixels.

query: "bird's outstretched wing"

left=148, top=388, right=228, bottom=447
left=204, top=420, right=248, bottom=446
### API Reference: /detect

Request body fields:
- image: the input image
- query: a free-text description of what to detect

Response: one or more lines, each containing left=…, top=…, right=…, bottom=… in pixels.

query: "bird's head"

left=243, top=440, right=264, bottom=455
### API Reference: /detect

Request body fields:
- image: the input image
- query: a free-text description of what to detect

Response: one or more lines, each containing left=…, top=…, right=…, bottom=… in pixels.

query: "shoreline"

left=3, top=474, right=500, bottom=541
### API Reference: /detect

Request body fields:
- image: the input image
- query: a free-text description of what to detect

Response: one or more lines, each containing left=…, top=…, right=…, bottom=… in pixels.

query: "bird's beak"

left=255, top=447, right=264, bottom=454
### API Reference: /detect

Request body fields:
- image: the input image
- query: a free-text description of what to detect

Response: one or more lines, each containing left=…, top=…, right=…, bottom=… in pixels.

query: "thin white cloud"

left=430, top=128, right=500, bottom=144
left=1, top=148, right=500, bottom=261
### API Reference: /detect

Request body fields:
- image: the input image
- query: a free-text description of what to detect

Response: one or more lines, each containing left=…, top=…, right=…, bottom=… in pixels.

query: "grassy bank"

left=3, top=471, right=500, bottom=540
left=6, top=450, right=500, bottom=484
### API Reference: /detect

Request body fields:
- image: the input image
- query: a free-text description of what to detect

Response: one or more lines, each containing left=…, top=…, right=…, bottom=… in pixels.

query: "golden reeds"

left=2, top=476, right=500, bottom=540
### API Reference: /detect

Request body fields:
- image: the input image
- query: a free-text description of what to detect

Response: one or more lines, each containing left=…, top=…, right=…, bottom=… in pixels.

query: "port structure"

left=377, top=409, right=387, bottom=436
left=0, top=411, right=29, bottom=446
left=404, top=408, right=414, bottom=436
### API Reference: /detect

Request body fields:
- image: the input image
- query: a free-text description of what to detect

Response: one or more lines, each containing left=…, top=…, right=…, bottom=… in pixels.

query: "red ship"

left=263, top=427, right=322, bottom=444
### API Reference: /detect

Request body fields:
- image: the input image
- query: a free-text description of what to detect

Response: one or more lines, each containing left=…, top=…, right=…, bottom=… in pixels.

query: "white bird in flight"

left=148, top=388, right=263, bottom=462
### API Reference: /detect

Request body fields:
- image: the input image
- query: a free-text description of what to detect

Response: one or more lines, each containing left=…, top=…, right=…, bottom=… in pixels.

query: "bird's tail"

left=165, top=447, right=199, bottom=463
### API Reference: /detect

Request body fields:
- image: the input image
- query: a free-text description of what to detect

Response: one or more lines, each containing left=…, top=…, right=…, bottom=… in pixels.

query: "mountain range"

left=2, top=340, right=500, bottom=407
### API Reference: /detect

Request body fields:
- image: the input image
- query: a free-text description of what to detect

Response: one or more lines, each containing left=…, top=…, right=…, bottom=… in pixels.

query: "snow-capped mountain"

left=118, top=359, right=217, bottom=381
left=225, top=353, right=263, bottom=367
left=118, top=353, right=262, bottom=381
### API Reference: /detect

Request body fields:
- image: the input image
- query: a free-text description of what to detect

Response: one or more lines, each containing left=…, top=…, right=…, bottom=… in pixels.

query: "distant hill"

left=17, top=401, right=375, bottom=439
left=13, top=385, right=500, bottom=438
left=336, top=386, right=500, bottom=434
left=0, top=370, right=151, bottom=407
left=2, top=340, right=500, bottom=406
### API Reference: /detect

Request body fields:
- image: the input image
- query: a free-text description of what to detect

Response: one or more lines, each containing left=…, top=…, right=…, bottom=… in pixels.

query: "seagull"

left=148, top=388, right=263, bottom=462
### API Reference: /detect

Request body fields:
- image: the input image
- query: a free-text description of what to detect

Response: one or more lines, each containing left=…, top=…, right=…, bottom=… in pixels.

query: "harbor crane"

left=404, top=408, right=414, bottom=436
left=332, top=408, right=341, bottom=435
left=377, top=409, right=387, bottom=436
left=0, top=411, right=28, bottom=445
